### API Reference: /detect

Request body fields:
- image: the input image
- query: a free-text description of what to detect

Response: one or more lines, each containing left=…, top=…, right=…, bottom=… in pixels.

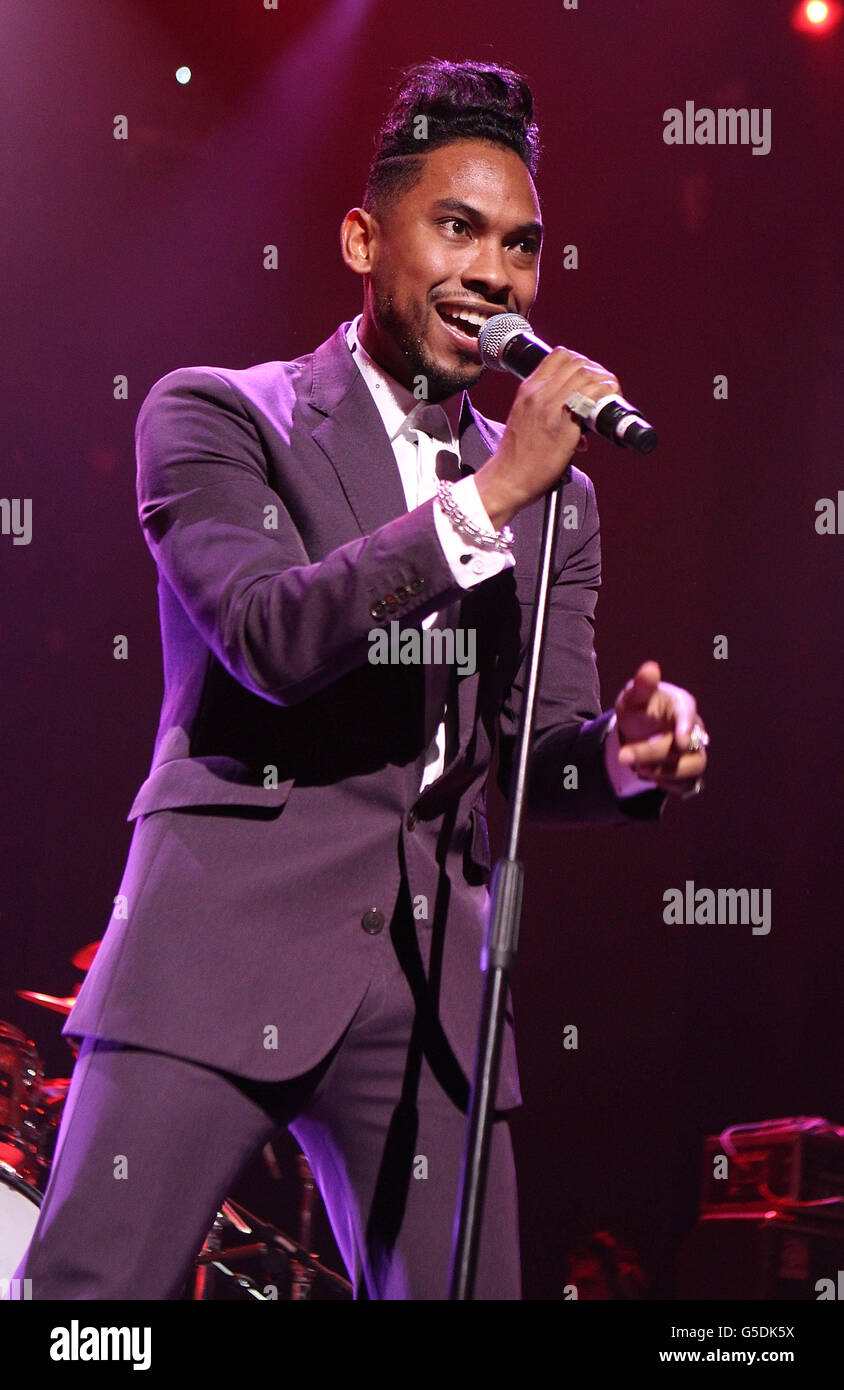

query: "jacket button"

left=370, top=600, right=386, bottom=620
left=361, top=908, right=385, bottom=935
left=408, top=577, right=424, bottom=594
left=406, top=809, right=418, bottom=831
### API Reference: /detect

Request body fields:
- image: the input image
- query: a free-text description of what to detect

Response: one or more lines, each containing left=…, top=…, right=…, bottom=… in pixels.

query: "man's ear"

left=340, top=207, right=378, bottom=277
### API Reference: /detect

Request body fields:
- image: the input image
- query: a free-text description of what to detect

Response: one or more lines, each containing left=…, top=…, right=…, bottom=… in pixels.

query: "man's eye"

left=515, top=239, right=540, bottom=255
left=442, top=218, right=469, bottom=235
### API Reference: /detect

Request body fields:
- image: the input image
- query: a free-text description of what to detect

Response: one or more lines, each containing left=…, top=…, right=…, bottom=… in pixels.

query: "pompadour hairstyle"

left=362, top=58, right=541, bottom=222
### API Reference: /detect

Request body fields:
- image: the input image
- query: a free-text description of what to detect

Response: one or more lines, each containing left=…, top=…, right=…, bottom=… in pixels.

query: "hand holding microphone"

left=474, top=314, right=656, bottom=530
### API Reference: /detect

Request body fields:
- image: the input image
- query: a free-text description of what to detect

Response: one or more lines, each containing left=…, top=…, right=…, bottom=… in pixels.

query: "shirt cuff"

left=604, top=711, right=660, bottom=798
left=434, top=475, right=516, bottom=589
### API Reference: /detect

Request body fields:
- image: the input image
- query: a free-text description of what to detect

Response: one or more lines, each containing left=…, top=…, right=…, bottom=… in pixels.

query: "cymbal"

left=71, top=940, right=101, bottom=971
left=16, top=989, right=78, bottom=1016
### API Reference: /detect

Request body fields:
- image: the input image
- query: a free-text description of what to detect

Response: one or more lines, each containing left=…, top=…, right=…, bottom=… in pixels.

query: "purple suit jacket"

left=64, top=320, right=662, bottom=1108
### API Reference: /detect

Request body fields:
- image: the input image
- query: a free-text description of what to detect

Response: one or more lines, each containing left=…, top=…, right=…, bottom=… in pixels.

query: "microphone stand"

left=448, top=478, right=563, bottom=1300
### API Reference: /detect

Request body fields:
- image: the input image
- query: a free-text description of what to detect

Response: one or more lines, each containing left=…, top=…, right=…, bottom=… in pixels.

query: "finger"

left=543, top=348, right=613, bottom=381
left=524, top=344, right=577, bottom=384
left=651, top=771, right=705, bottom=798
left=672, top=694, right=700, bottom=751
left=633, top=752, right=708, bottom=783
left=533, top=362, right=618, bottom=413
left=618, top=689, right=702, bottom=763
left=624, top=660, right=663, bottom=710
left=523, top=347, right=619, bottom=405
left=618, top=729, right=675, bottom=767
left=558, top=366, right=619, bottom=401
left=561, top=379, right=619, bottom=425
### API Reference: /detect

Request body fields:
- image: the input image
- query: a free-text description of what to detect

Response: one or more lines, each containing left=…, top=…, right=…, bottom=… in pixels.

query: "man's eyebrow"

left=430, top=197, right=543, bottom=242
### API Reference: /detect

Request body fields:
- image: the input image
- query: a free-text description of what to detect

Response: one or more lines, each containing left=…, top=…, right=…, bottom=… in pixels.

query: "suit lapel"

left=457, top=393, right=502, bottom=475
left=308, top=322, right=409, bottom=536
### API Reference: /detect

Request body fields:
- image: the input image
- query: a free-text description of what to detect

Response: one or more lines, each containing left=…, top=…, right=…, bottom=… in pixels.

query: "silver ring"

left=687, top=723, right=709, bottom=754
left=564, top=388, right=594, bottom=423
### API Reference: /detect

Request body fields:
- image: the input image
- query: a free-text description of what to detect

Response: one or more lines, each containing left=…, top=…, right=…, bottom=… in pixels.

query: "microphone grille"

left=478, top=313, right=533, bottom=370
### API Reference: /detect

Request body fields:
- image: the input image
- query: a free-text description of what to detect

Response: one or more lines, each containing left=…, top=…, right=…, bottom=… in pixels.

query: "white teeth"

left=439, top=306, right=492, bottom=337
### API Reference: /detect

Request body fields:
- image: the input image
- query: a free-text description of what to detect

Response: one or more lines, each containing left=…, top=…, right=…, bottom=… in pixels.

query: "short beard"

left=372, top=289, right=485, bottom=401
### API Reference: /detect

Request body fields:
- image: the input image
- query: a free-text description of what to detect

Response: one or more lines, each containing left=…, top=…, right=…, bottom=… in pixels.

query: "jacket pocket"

left=127, top=756, right=294, bottom=821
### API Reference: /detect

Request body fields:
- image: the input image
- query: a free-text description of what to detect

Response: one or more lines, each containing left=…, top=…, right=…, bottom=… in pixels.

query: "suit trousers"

left=11, top=880, right=522, bottom=1300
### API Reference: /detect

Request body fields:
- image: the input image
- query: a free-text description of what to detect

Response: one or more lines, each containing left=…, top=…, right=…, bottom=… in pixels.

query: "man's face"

left=355, top=139, right=543, bottom=400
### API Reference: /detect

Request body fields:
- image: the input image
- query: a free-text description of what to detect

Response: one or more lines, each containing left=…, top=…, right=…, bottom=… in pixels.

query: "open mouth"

left=434, top=304, right=496, bottom=350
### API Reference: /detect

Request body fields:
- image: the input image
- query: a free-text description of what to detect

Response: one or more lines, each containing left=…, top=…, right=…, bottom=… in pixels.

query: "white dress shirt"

left=345, top=315, right=655, bottom=799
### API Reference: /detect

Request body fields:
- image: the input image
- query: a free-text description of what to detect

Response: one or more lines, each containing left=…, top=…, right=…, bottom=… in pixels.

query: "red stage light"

left=791, top=0, right=842, bottom=32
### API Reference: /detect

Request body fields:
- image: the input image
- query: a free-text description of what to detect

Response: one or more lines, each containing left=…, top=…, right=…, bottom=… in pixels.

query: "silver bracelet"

left=435, top=480, right=515, bottom=553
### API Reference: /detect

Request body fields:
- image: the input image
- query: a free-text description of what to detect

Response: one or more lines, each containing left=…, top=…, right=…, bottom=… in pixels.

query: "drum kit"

left=1, top=943, right=351, bottom=1299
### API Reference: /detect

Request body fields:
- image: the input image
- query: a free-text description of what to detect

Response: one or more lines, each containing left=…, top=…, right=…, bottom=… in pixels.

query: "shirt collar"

left=345, top=314, right=467, bottom=446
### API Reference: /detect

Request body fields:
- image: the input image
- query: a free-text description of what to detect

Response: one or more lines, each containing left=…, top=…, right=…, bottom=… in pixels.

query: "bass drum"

left=0, top=1164, right=41, bottom=1288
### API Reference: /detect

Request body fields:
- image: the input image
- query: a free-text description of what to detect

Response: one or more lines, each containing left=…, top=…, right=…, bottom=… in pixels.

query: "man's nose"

left=461, top=241, right=512, bottom=299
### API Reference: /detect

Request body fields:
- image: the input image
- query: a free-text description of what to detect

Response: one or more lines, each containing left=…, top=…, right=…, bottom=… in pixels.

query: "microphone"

left=478, top=313, right=657, bottom=455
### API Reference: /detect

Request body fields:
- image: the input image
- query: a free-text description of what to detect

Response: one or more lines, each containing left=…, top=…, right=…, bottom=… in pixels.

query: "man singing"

left=12, top=57, right=707, bottom=1300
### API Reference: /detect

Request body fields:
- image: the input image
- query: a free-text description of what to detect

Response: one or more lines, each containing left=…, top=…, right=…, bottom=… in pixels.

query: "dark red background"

left=1, top=1, right=841, bottom=1298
